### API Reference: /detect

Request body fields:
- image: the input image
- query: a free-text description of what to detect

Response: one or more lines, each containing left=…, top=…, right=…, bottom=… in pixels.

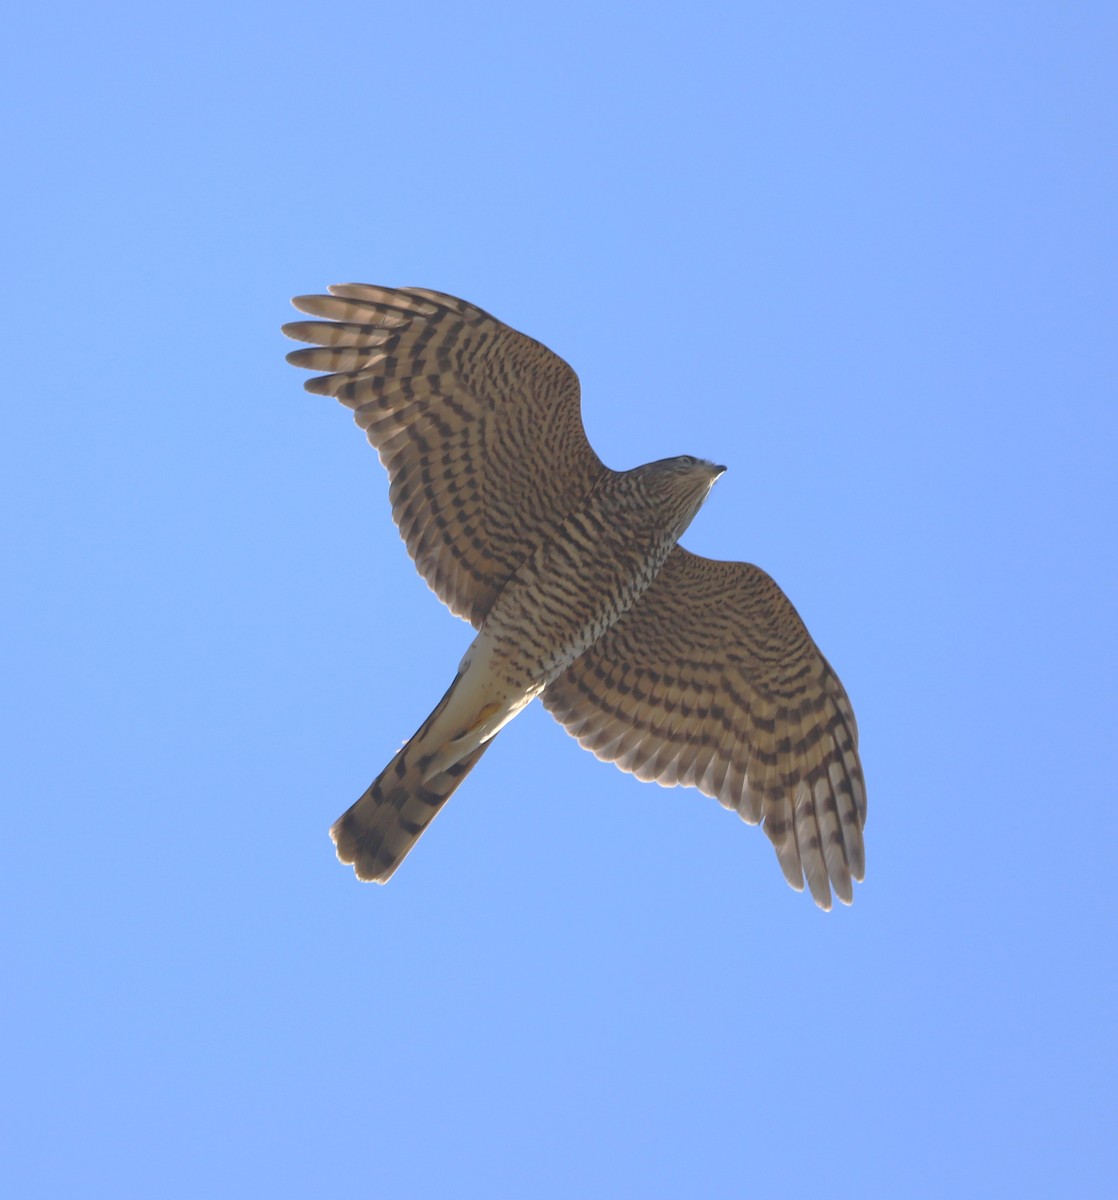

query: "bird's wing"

left=284, top=285, right=607, bottom=626
left=542, top=547, right=865, bottom=908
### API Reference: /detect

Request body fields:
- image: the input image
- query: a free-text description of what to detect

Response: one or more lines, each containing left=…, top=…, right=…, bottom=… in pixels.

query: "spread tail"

left=329, top=675, right=497, bottom=882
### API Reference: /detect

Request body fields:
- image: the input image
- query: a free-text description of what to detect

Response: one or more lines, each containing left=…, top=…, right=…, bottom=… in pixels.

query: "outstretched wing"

left=283, top=285, right=607, bottom=626
left=542, top=547, right=866, bottom=909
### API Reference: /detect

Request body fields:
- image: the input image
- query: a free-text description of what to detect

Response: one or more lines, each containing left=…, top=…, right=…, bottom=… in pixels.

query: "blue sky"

left=3, top=2, right=1115, bottom=1196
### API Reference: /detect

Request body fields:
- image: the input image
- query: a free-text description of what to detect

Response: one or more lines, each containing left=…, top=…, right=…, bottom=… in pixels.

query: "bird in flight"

left=283, top=285, right=865, bottom=908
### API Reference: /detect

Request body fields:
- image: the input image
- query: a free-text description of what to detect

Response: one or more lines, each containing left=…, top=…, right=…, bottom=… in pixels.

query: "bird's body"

left=333, top=458, right=725, bottom=881
left=284, top=285, right=866, bottom=907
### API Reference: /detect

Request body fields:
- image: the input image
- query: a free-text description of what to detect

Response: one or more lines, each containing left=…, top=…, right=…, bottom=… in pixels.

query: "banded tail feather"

left=330, top=742, right=492, bottom=882
left=329, top=674, right=496, bottom=882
